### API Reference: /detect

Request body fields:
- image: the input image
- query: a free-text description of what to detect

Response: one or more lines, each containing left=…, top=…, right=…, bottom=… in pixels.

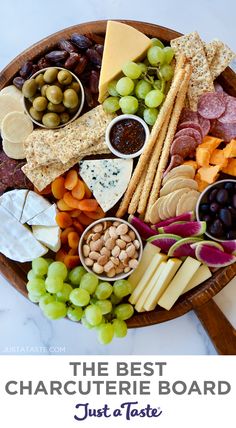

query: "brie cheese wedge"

left=32, top=225, right=61, bottom=252
left=20, top=190, right=51, bottom=224
left=28, top=204, right=58, bottom=226
left=0, top=189, right=28, bottom=221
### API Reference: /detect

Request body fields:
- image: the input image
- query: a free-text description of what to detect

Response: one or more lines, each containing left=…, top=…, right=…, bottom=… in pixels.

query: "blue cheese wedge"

left=79, top=158, right=133, bottom=212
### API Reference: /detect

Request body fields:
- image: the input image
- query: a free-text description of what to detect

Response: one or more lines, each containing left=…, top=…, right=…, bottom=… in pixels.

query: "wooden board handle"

left=194, top=300, right=236, bottom=355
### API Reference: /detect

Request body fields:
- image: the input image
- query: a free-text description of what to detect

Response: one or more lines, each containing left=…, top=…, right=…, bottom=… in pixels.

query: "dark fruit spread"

left=110, top=118, right=146, bottom=155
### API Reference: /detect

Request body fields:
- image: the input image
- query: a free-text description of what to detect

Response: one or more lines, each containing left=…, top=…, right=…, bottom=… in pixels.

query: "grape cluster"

left=103, top=38, right=175, bottom=125
left=27, top=258, right=134, bottom=345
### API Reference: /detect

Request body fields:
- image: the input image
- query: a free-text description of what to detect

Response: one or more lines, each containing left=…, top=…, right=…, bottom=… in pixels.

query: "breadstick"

left=145, top=63, right=192, bottom=222
left=116, top=56, right=186, bottom=218
left=128, top=169, right=147, bottom=214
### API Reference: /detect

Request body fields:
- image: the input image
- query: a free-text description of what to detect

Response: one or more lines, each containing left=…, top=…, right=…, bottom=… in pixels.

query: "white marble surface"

left=0, top=0, right=236, bottom=355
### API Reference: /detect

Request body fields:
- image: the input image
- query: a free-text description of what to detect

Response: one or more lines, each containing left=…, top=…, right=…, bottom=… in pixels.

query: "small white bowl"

left=105, top=114, right=150, bottom=159
left=24, top=67, right=85, bottom=129
left=78, top=217, right=143, bottom=281
left=196, top=179, right=236, bottom=242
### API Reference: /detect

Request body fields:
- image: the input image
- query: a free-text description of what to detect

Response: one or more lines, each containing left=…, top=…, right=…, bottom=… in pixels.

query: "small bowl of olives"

left=22, top=67, right=85, bottom=128
left=196, top=179, right=236, bottom=241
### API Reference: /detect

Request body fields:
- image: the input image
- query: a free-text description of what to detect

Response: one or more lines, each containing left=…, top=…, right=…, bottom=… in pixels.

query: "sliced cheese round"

left=160, top=177, right=198, bottom=197
left=176, top=190, right=200, bottom=216
left=162, top=165, right=195, bottom=186
left=149, top=195, right=166, bottom=224
left=0, top=94, right=23, bottom=126
left=1, top=111, right=33, bottom=144
left=166, top=188, right=191, bottom=218
left=2, top=138, right=25, bottom=160
left=0, top=85, right=24, bottom=104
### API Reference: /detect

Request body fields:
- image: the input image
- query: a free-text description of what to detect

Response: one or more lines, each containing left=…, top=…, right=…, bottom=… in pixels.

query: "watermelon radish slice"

left=168, top=237, right=202, bottom=257
left=195, top=244, right=236, bottom=267
left=147, top=234, right=181, bottom=253
left=128, top=215, right=157, bottom=240
left=153, top=211, right=195, bottom=229
left=158, top=221, right=206, bottom=237
left=190, top=240, right=224, bottom=251
left=219, top=240, right=236, bottom=255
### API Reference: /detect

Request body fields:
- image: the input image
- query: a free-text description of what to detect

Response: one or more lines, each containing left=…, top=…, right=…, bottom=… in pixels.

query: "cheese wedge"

left=181, top=264, right=212, bottom=295
left=32, top=225, right=61, bottom=252
left=129, top=253, right=167, bottom=305
left=128, top=242, right=160, bottom=291
left=135, top=261, right=166, bottom=312
left=158, top=257, right=201, bottom=310
left=98, top=21, right=151, bottom=102
left=144, top=258, right=182, bottom=311
left=28, top=204, right=58, bottom=226
left=0, top=189, right=28, bottom=221
left=20, top=191, right=51, bottom=224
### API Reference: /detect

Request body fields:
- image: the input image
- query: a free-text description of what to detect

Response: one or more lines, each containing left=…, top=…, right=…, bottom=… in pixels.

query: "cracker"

left=3, top=138, right=25, bottom=160
left=116, top=55, right=186, bottom=218
left=210, top=40, right=236, bottom=79
left=204, top=40, right=219, bottom=66
left=145, top=63, right=192, bottom=222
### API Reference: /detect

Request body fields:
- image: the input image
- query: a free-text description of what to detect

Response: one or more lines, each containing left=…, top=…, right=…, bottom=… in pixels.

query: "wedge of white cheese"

left=135, top=261, right=167, bottom=313
left=0, top=206, right=48, bottom=262
left=20, top=190, right=51, bottom=224
left=128, top=242, right=160, bottom=292
left=28, top=204, right=58, bottom=226
left=0, top=189, right=28, bottom=221
left=181, top=264, right=212, bottom=295
left=79, top=158, right=133, bottom=212
left=32, top=225, right=61, bottom=252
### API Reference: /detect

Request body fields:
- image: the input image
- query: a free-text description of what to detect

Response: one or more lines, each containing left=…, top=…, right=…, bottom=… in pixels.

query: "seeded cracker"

left=171, top=32, right=214, bottom=110
left=210, top=40, right=236, bottom=80
left=204, top=40, right=219, bottom=66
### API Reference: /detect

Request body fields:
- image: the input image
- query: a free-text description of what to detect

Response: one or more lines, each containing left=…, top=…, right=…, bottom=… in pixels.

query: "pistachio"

left=124, top=266, right=131, bottom=273
left=104, top=260, right=115, bottom=273
left=97, top=255, right=108, bottom=266
left=92, top=232, right=101, bottom=241
left=93, top=224, right=103, bottom=233
left=128, top=230, right=136, bottom=240
left=116, top=223, right=128, bottom=236
left=116, top=239, right=126, bottom=249
left=121, top=234, right=132, bottom=243
left=89, top=251, right=100, bottom=261
left=110, top=256, right=119, bottom=266
left=119, top=250, right=128, bottom=262
left=126, top=244, right=136, bottom=257
left=93, top=263, right=104, bottom=274
left=105, top=238, right=116, bottom=250
left=100, top=247, right=111, bottom=257
left=133, top=239, right=140, bottom=249
left=90, top=239, right=103, bottom=252
left=109, top=226, right=118, bottom=239
left=84, top=257, right=93, bottom=267
left=82, top=244, right=90, bottom=257
left=111, top=245, right=121, bottom=257
left=129, top=259, right=139, bottom=269
left=107, top=268, right=116, bottom=278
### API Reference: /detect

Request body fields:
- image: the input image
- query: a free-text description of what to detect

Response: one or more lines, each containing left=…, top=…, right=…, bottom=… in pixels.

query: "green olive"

left=35, top=74, right=45, bottom=89
left=57, top=70, right=73, bottom=85
left=22, top=79, right=37, bottom=98
left=46, top=85, right=63, bottom=104
left=29, top=107, right=43, bottom=122
left=41, top=84, right=50, bottom=97
left=43, top=68, right=58, bottom=83
left=63, top=89, right=79, bottom=109
left=28, top=95, right=37, bottom=103
left=33, top=96, right=48, bottom=112
left=47, top=102, right=65, bottom=113
left=68, top=106, right=78, bottom=115
left=68, top=81, right=81, bottom=93
left=42, top=112, right=60, bottom=128
left=60, top=112, right=70, bottom=124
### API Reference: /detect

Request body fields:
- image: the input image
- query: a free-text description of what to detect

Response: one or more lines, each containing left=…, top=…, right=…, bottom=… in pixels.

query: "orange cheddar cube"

left=194, top=173, right=209, bottom=192
left=198, top=165, right=221, bottom=184
left=223, top=139, right=236, bottom=158
left=199, top=136, right=223, bottom=154
left=183, top=160, right=198, bottom=170
left=222, top=158, right=236, bottom=176
left=196, top=147, right=211, bottom=167
left=209, top=149, right=228, bottom=167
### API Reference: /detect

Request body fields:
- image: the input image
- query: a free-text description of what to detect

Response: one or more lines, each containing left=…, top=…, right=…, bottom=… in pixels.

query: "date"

left=58, top=38, right=78, bottom=53
left=45, top=50, right=68, bottom=62
left=19, top=61, right=33, bottom=78
left=71, top=33, right=92, bottom=49
left=86, top=48, right=102, bottom=66
left=65, top=52, right=81, bottom=70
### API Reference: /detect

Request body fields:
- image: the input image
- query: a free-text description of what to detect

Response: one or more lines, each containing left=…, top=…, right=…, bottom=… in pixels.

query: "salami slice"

left=0, top=151, right=33, bottom=195
left=197, top=114, right=211, bottom=137
left=164, top=154, right=184, bottom=175
left=178, top=121, right=203, bottom=137
left=179, top=108, right=199, bottom=124
left=170, top=136, right=198, bottom=158
left=218, top=95, right=236, bottom=124
left=210, top=120, right=236, bottom=142
left=175, top=128, right=202, bottom=145
left=198, top=92, right=226, bottom=119
left=214, top=82, right=224, bottom=93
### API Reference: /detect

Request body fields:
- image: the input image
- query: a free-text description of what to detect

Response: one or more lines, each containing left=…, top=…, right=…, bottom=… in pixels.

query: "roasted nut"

left=104, top=229, right=110, bottom=241
left=128, top=230, right=136, bottom=240
left=116, top=239, right=126, bottom=249
left=97, top=255, right=108, bottom=266
left=121, top=234, right=132, bottom=243
left=92, top=232, right=101, bottom=241
left=124, top=267, right=131, bottom=273
left=100, top=247, right=110, bottom=257
left=133, top=239, right=140, bottom=249
left=109, top=226, right=118, bottom=239
left=116, top=224, right=128, bottom=236
left=110, top=256, right=119, bottom=266
left=111, top=245, right=120, bottom=257
left=133, top=251, right=139, bottom=259
left=107, top=268, right=116, bottom=278
left=93, top=263, right=104, bottom=274
left=119, top=250, right=128, bottom=262
left=93, top=224, right=103, bottom=233
left=84, top=257, right=93, bottom=267
left=113, top=221, right=120, bottom=227
left=104, top=260, right=115, bottom=273
left=126, top=244, right=136, bottom=257
left=89, top=251, right=100, bottom=261
left=115, top=266, right=124, bottom=274
left=90, top=239, right=103, bottom=252
left=105, top=238, right=116, bottom=250
left=129, top=259, right=139, bottom=269
left=82, top=244, right=90, bottom=257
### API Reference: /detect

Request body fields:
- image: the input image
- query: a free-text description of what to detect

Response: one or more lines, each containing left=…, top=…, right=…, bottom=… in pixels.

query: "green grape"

left=113, top=319, right=128, bottom=338
left=43, top=301, right=67, bottom=320
left=135, top=80, right=152, bottom=99
left=45, top=276, right=64, bottom=293
left=147, top=46, right=165, bottom=66
left=151, top=38, right=165, bottom=49
left=85, top=304, right=103, bottom=326
left=69, top=288, right=90, bottom=307
left=153, top=80, right=162, bottom=90
left=136, top=103, right=145, bottom=118
left=69, top=266, right=86, bottom=286
left=39, top=293, right=56, bottom=310
left=110, top=294, right=122, bottom=305
left=32, top=257, right=48, bottom=277
left=116, top=77, right=134, bottom=96
left=119, top=96, right=138, bottom=114
left=114, top=303, right=134, bottom=320
left=28, top=293, right=41, bottom=303
left=26, top=278, right=46, bottom=297
left=95, top=282, right=113, bottom=300
left=137, top=62, right=147, bottom=74
left=145, top=89, right=164, bottom=108
left=27, top=269, right=40, bottom=281
left=48, top=261, right=67, bottom=281
left=143, top=108, right=158, bottom=126
left=95, top=300, right=112, bottom=315
left=107, top=80, right=119, bottom=96
left=98, top=323, right=114, bottom=345
left=80, top=273, right=99, bottom=295
left=113, top=279, right=131, bottom=299
left=67, top=306, right=83, bottom=322
left=56, top=283, right=73, bottom=302
left=81, top=316, right=94, bottom=329
left=163, top=46, right=175, bottom=64
left=44, top=258, right=54, bottom=266
left=159, top=64, right=174, bottom=81
left=122, top=61, right=142, bottom=79
left=103, top=96, right=120, bottom=113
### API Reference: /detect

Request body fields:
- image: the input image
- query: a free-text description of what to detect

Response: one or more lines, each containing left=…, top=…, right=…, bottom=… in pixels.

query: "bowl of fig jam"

left=105, top=114, right=150, bottom=159
left=196, top=179, right=236, bottom=241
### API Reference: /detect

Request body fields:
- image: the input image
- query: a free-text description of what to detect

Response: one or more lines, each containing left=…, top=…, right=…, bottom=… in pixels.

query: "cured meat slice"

left=164, top=154, right=184, bottom=175
left=175, top=128, right=202, bottom=145
left=197, top=114, right=211, bottom=137
left=218, top=95, right=236, bottom=124
left=0, top=151, right=33, bottom=195
left=179, top=108, right=199, bottom=124
left=198, top=92, right=226, bottom=119
left=178, top=121, right=203, bottom=137
left=210, top=120, right=236, bottom=142
left=170, top=135, right=198, bottom=158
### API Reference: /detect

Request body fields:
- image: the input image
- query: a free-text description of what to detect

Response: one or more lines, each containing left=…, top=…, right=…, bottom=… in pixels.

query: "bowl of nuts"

left=79, top=217, right=143, bottom=280
left=23, top=67, right=85, bottom=128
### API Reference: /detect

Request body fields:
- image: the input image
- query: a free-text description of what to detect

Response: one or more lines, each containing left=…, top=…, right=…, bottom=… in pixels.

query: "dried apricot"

left=68, top=231, right=80, bottom=249
left=65, top=169, right=78, bottom=190
left=55, top=248, right=67, bottom=262
left=60, top=227, right=75, bottom=244
left=72, top=219, right=85, bottom=234
left=71, top=179, right=85, bottom=200
left=77, top=212, right=95, bottom=226
left=83, top=182, right=92, bottom=198
left=57, top=199, right=73, bottom=211
left=63, top=192, right=81, bottom=209
left=64, top=255, right=80, bottom=269
left=52, top=176, right=66, bottom=199
left=84, top=206, right=105, bottom=219
left=70, top=209, right=81, bottom=217
left=56, top=212, right=73, bottom=228
left=77, top=199, right=98, bottom=212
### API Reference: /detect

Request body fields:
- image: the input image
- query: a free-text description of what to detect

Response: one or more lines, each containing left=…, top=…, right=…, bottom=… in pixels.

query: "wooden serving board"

left=0, top=20, right=236, bottom=354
